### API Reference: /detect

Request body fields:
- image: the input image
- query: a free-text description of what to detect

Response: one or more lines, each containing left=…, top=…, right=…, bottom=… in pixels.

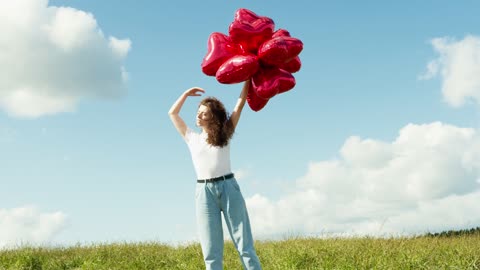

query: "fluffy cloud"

left=247, top=122, right=480, bottom=238
left=0, top=206, right=67, bottom=248
left=0, top=0, right=131, bottom=118
left=421, top=35, right=480, bottom=107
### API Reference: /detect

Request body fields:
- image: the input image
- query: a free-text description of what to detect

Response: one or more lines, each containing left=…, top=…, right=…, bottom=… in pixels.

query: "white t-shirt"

left=184, top=127, right=232, bottom=180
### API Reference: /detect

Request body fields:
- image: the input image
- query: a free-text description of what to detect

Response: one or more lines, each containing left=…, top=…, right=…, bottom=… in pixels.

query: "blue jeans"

left=195, top=178, right=262, bottom=270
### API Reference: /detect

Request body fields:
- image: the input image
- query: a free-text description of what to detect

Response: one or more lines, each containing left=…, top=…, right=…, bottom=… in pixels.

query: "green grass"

left=1, top=233, right=480, bottom=270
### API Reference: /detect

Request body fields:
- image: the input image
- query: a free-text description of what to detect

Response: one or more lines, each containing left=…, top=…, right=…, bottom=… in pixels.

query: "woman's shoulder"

left=184, top=127, right=202, bottom=141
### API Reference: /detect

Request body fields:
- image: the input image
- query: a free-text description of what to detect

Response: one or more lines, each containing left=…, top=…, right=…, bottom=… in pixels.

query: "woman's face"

left=196, top=105, right=212, bottom=127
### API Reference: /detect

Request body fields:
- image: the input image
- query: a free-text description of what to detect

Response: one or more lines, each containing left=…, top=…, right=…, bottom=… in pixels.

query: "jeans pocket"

left=231, top=180, right=241, bottom=192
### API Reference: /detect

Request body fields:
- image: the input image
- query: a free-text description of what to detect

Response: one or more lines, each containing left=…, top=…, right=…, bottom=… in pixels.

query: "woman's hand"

left=183, top=87, right=205, bottom=97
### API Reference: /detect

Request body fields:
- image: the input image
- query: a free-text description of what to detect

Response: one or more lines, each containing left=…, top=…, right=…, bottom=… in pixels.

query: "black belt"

left=197, top=173, right=234, bottom=183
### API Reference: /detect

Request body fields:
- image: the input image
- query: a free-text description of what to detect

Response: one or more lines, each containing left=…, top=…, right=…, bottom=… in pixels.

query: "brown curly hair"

left=200, top=97, right=234, bottom=147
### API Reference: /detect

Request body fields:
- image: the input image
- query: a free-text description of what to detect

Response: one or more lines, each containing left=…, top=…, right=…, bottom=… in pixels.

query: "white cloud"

left=109, top=37, right=132, bottom=59
left=45, top=7, right=99, bottom=51
left=0, top=0, right=131, bottom=118
left=247, top=122, right=480, bottom=238
left=0, top=206, right=68, bottom=249
left=421, top=35, right=480, bottom=107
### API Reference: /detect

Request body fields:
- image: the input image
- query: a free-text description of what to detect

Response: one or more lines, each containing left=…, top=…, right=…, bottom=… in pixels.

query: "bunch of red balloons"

left=201, top=8, right=303, bottom=111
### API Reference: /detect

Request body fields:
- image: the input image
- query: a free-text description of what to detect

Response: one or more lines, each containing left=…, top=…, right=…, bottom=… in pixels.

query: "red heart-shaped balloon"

left=228, top=9, right=275, bottom=54
left=247, top=81, right=269, bottom=112
left=272, top=28, right=291, bottom=38
left=252, top=67, right=296, bottom=99
left=201, top=32, right=243, bottom=76
left=216, top=54, right=259, bottom=84
left=200, top=9, right=303, bottom=112
left=279, top=56, right=301, bottom=73
left=258, top=36, right=303, bottom=66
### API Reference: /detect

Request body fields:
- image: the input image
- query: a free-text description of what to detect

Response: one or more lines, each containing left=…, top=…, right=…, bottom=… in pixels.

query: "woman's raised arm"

left=229, top=80, right=250, bottom=130
left=168, top=87, right=205, bottom=137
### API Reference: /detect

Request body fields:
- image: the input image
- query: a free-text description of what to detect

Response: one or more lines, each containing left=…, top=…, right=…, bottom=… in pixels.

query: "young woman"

left=168, top=81, right=262, bottom=270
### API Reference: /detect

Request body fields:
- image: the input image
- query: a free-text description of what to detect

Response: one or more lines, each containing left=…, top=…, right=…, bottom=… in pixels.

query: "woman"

left=168, top=81, right=262, bottom=270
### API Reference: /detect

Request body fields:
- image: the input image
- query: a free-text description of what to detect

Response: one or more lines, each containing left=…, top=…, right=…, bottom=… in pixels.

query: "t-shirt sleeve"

left=184, top=127, right=194, bottom=144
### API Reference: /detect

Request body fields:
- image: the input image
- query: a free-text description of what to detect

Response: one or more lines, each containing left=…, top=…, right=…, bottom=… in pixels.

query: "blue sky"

left=1, top=0, right=480, bottom=247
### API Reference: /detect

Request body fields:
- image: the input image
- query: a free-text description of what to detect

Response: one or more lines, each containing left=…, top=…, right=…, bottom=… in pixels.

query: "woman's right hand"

left=184, top=87, right=205, bottom=97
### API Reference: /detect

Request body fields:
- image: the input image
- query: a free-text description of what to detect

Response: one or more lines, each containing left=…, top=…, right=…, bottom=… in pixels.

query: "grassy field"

left=1, top=231, right=480, bottom=270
